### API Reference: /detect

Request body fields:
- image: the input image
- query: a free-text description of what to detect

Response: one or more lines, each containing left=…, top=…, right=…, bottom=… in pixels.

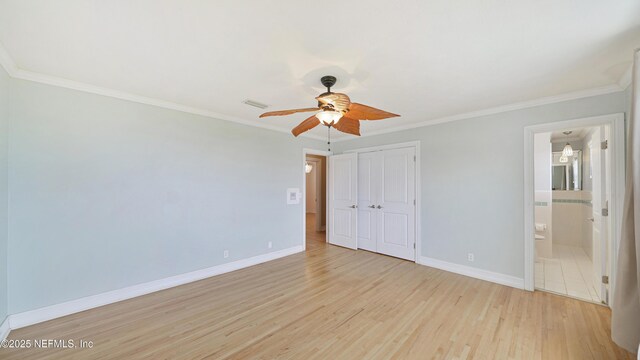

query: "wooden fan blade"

left=333, top=116, right=360, bottom=136
left=259, top=107, right=318, bottom=118
left=347, top=103, right=399, bottom=120
left=291, top=115, right=321, bottom=137
left=316, top=93, right=351, bottom=111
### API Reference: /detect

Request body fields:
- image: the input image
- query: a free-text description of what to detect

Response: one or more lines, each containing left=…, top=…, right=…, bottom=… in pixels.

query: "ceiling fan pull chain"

left=327, top=126, right=331, bottom=151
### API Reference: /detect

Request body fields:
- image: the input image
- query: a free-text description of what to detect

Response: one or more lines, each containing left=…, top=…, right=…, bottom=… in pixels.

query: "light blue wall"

left=7, top=79, right=325, bottom=313
left=0, top=65, right=8, bottom=322
left=334, top=91, right=626, bottom=279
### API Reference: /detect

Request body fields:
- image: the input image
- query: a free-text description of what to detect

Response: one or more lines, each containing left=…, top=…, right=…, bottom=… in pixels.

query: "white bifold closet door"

left=357, top=147, right=416, bottom=260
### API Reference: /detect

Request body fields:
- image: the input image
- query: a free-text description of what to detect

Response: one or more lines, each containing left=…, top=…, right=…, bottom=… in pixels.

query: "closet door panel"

left=329, top=153, right=358, bottom=249
left=357, top=152, right=378, bottom=252
left=376, top=147, right=416, bottom=260
left=382, top=152, right=409, bottom=204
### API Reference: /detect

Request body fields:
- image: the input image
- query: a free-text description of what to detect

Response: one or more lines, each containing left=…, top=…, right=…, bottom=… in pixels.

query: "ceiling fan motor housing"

left=320, top=75, right=337, bottom=90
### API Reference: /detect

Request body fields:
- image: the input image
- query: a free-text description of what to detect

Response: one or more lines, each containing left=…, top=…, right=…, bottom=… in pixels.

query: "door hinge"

left=602, top=275, right=609, bottom=284
left=413, top=155, right=416, bottom=162
left=601, top=140, right=608, bottom=150
left=413, top=243, right=416, bottom=249
left=413, top=199, right=416, bottom=205
left=601, top=208, right=609, bottom=216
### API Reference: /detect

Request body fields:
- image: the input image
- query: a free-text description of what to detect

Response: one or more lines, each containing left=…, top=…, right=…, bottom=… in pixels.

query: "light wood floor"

left=0, top=214, right=632, bottom=359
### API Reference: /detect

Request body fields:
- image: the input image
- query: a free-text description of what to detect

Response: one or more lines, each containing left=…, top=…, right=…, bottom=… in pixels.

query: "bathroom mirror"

left=552, top=150, right=582, bottom=190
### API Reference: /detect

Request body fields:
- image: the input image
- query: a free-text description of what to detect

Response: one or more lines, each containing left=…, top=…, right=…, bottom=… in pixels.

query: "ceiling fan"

left=259, top=76, right=400, bottom=139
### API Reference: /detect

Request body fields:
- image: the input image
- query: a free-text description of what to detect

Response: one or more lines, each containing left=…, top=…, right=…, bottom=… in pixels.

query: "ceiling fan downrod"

left=320, top=75, right=337, bottom=94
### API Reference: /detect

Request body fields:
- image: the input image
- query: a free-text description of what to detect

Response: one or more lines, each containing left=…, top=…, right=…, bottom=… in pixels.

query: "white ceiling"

left=0, top=1, right=638, bottom=140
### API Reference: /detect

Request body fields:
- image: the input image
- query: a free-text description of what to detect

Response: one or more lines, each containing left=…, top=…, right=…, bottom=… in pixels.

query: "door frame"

left=303, top=148, right=332, bottom=250
left=344, top=141, right=421, bottom=263
left=523, top=113, right=625, bottom=303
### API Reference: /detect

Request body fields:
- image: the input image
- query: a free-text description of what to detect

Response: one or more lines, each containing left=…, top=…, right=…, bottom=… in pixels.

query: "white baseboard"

left=418, top=256, right=524, bottom=289
left=8, top=245, right=304, bottom=330
left=0, top=316, right=9, bottom=341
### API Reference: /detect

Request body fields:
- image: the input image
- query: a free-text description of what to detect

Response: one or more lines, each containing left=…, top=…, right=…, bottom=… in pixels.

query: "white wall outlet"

left=268, top=241, right=272, bottom=249
left=223, top=250, right=229, bottom=259
left=467, top=253, right=474, bottom=262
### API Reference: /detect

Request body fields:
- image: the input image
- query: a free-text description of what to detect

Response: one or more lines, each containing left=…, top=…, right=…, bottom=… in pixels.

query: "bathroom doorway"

left=524, top=114, right=625, bottom=305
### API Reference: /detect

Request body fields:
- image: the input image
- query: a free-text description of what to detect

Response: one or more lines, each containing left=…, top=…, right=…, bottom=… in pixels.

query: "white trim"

left=342, top=141, right=421, bottom=263
left=523, top=128, right=536, bottom=291
left=302, top=149, right=332, bottom=248
left=0, top=44, right=325, bottom=142
left=0, top=317, right=10, bottom=341
left=14, top=68, right=326, bottom=141
left=415, top=142, right=422, bottom=263
left=333, top=85, right=624, bottom=142
left=618, top=63, right=632, bottom=90
left=523, top=113, right=625, bottom=296
left=418, top=256, right=524, bottom=289
left=0, top=43, right=18, bottom=76
left=0, top=42, right=629, bottom=144
left=7, top=245, right=303, bottom=330
left=343, top=141, right=421, bottom=153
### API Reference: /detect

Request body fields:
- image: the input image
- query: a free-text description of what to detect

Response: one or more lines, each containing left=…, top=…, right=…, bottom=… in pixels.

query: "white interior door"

left=590, top=127, right=607, bottom=301
left=329, top=153, right=358, bottom=249
left=357, top=152, right=378, bottom=252
left=602, top=125, right=612, bottom=303
left=376, top=148, right=416, bottom=260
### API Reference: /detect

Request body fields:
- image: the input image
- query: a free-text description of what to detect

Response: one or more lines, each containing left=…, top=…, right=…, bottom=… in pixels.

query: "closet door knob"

left=368, top=205, right=376, bottom=208
left=376, top=205, right=383, bottom=209
left=350, top=205, right=357, bottom=209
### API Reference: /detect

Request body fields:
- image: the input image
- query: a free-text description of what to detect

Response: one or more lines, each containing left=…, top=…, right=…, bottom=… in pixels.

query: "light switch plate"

left=287, top=188, right=301, bottom=204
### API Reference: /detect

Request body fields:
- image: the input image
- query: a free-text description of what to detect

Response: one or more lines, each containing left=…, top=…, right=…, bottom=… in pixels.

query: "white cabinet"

left=357, top=147, right=416, bottom=260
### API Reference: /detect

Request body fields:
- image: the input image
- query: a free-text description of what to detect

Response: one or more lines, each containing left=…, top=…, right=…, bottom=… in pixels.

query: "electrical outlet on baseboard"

left=467, top=253, right=474, bottom=262
left=223, top=250, right=229, bottom=259
left=268, top=241, right=273, bottom=249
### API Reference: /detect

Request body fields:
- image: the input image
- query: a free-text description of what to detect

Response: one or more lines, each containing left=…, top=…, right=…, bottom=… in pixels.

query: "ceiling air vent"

left=242, top=99, right=268, bottom=109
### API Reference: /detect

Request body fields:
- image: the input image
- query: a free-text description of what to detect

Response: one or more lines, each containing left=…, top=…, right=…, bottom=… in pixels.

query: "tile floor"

left=535, top=244, right=601, bottom=303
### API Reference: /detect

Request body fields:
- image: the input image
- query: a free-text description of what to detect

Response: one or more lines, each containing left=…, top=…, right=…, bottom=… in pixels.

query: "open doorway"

left=524, top=113, right=625, bottom=305
left=304, top=151, right=328, bottom=251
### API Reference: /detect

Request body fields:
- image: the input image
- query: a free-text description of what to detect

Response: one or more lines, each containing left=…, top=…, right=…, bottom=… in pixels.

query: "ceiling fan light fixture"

left=559, top=155, right=569, bottom=163
left=315, top=110, right=343, bottom=125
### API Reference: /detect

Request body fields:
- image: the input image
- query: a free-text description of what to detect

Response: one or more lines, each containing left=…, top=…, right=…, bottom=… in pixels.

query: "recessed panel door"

left=329, top=153, right=358, bottom=250
left=357, top=152, right=379, bottom=252
left=376, top=148, right=416, bottom=260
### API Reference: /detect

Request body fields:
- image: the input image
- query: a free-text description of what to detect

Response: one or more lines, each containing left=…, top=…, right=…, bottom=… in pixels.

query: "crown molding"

left=332, top=83, right=624, bottom=142
left=0, top=43, right=326, bottom=142
left=0, top=42, right=630, bottom=144
left=0, top=42, right=18, bottom=76
left=11, top=68, right=325, bottom=142
left=618, top=64, right=632, bottom=90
